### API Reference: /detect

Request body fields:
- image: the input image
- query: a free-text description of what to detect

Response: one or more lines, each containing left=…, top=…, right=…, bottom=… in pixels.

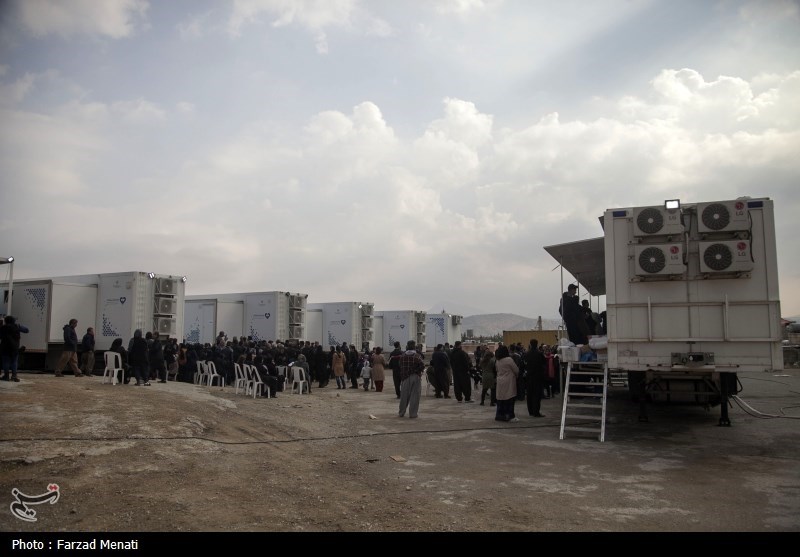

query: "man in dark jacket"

left=150, top=331, right=167, bottom=383
left=388, top=341, right=403, bottom=398
left=450, top=341, right=473, bottom=403
left=524, top=339, right=546, bottom=417
left=560, top=284, right=586, bottom=345
left=129, top=329, right=150, bottom=386
left=80, top=327, right=95, bottom=376
left=430, top=344, right=451, bottom=399
left=54, top=319, right=84, bottom=377
left=1, top=315, right=29, bottom=382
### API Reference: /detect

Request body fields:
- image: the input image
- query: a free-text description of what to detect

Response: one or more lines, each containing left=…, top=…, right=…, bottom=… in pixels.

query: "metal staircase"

left=559, top=362, right=609, bottom=442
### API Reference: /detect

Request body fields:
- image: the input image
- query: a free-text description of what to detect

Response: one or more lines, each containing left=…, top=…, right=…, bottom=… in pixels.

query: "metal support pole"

left=1, top=257, right=13, bottom=318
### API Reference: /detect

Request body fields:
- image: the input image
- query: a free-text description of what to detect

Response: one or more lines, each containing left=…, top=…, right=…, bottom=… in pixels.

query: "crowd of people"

left=3, top=316, right=566, bottom=425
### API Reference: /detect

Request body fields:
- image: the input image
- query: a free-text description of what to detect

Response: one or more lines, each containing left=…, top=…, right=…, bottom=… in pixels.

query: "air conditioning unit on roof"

left=155, top=298, right=178, bottom=315
left=632, top=206, right=684, bottom=237
left=699, top=241, right=754, bottom=274
left=290, top=310, right=304, bottom=324
left=362, top=316, right=373, bottom=328
left=451, top=315, right=462, bottom=326
left=697, top=200, right=751, bottom=234
left=155, top=317, right=176, bottom=336
left=360, top=304, right=373, bottom=316
left=634, top=244, right=687, bottom=276
left=156, top=277, right=178, bottom=295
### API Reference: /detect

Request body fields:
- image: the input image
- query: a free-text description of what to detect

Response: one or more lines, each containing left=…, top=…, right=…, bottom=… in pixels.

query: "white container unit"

left=305, top=308, right=323, bottom=346
left=185, top=291, right=307, bottom=344
left=0, top=279, right=97, bottom=354
left=378, top=310, right=426, bottom=350
left=308, top=302, right=375, bottom=350
left=546, top=196, right=781, bottom=424
left=425, top=312, right=463, bottom=349
left=94, top=272, right=186, bottom=351
left=243, top=292, right=307, bottom=342
left=605, top=197, right=782, bottom=374
left=183, top=297, right=244, bottom=345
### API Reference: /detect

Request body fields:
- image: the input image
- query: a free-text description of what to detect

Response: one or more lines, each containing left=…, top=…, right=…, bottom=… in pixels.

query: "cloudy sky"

left=1, top=0, right=799, bottom=318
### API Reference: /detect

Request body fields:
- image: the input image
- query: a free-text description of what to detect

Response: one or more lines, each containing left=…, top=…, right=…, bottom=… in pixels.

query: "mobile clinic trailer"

left=184, top=292, right=307, bottom=345
left=545, top=196, right=782, bottom=426
left=425, top=311, right=463, bottom=349
left=1, top=271, right=186, bottom=369
left=183, top=295, right=244, bottom=345
left=308, top=302, right=375, bottom=350
left=0, top=279, right=97, bottom=369
left=377, top=310, right=427, bottom=350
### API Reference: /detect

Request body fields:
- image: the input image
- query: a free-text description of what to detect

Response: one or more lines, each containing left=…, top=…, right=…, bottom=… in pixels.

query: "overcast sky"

left=1, top=0, right=798, bottom=318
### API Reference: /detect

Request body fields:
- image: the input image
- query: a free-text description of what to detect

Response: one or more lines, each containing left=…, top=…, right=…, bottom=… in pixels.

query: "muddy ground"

left=1, top=369, right=799, bottom=536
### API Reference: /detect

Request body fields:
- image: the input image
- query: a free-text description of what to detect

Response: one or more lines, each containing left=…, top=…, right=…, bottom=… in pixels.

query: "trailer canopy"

left=543, top=237, right=606, bottom=297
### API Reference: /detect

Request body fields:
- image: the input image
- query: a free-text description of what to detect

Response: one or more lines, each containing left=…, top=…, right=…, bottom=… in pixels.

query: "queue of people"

left=5, top=319, right=565, bottom=426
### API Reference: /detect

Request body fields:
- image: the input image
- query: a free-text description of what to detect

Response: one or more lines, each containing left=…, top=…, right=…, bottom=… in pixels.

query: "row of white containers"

left=0, top=272, right=463, bottom=363
left=185, top=295, right=463, bottom=350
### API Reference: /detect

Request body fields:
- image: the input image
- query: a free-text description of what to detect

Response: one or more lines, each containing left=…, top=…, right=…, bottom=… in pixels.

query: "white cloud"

left=739, top=0, right=800, bottom=23
left=110, top=99, right=166, bottom=123
left=0, top=73, right=36, bottom=105
left=16, top=0, right=149, bottom=39
left=3, top=66, right=799, bottom=315
left=227, top=0, right=391, bottom=51
left=433, top=0, right=504, bottom=16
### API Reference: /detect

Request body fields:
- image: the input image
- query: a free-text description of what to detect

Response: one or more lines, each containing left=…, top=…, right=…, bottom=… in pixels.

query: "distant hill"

left=462, top=313, right=561, bottom=338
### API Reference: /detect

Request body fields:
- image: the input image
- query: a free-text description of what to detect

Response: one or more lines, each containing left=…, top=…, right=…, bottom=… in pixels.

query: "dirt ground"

left=1, top=368, right=799, bottom=536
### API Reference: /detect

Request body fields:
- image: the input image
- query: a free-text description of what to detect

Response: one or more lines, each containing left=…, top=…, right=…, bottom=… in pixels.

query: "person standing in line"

left=450, top=341, right=473, bottom=403
left=314, top=344, right=328, bottom=388
left=80, top=327, right=95, bottom=377
left=370, top=346, right=387, bottom=393
left=388, top=341, right=403, bottom=399
left=494, top=345, right=519, bottom=422
left=332, top=346, right=347, bottom=389
left=430, top=344, right=451, bottom=399
left=360, top=353, right=372, bottom=391
left=398, top=340, right=424, bottom=419
left=54, top=319, right=84, bottom=377
left=478, top=347, right=497, bottom=406
left=150, top=331, right=167, bottom=383
left=524, top=339, right=546, bottom=417
left=129, top=329, right=150, bottom=386
left=1, top=315, right=29, bottom=382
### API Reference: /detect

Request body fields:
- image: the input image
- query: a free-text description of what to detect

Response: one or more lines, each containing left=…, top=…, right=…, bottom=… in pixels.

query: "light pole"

left=1, top=257, right=14, bottom=318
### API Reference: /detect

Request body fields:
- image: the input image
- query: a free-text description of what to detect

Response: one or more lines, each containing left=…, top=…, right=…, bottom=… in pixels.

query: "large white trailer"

left=377, top=310, right=426, bottom=350
left=1, top=271, right=185, bottom=367
left=546, top=196, right=782, bottom=425
left=183, top=297, right=244, bottom=345
left=95, top=272, right=185, bottom=351
left=308, top=302, right=375, bottom=350
left=1, top=279, right=97, bottom=368
left=425, top=312, right=463, bottom=348
left=184, top=291, right=307, bottom=345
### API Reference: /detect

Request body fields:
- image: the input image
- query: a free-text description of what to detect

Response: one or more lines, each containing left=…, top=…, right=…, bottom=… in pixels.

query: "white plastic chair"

left=245, top=364, right=270, bottom=399
left=205, top=361, right=224, bottom=390
left=289, top=366, right=308, bottom=395
left=233, top=363, right=248, bottom=395
left=194, top=361, right=206, bottom=385
left=102, top=352, right=124, bottom=385
left=276, top=365, right=288, bottom=386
